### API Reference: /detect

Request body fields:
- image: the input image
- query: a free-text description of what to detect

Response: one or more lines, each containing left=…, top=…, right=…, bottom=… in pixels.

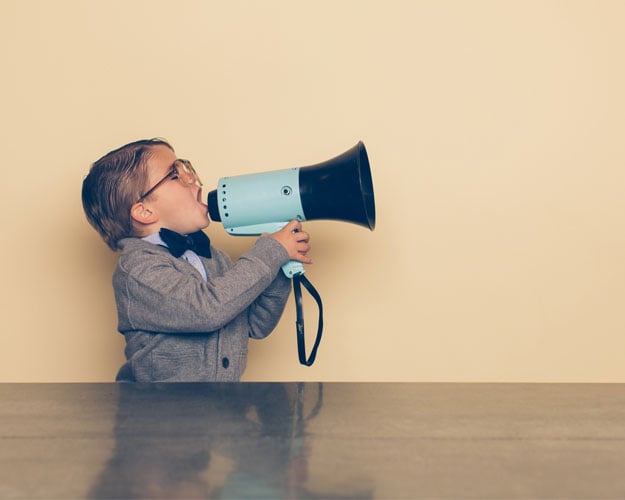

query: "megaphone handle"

left=293, top=274, right=324, bottom=366
left=282, top=260, right=306, bottom=278
left=281, top=223, right=306, bottom=277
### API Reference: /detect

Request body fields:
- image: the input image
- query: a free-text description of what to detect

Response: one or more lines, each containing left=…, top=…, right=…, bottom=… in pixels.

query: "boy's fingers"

left=287, top=219, right=302, bottom=232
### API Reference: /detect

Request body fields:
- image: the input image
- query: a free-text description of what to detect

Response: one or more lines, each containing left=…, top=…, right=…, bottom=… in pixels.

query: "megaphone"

left=206, top=141, right=376, bottom=365
left=207, top=141, right=375, bottom=274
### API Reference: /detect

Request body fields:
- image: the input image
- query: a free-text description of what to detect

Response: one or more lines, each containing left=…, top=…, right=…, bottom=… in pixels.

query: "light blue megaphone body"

left=207, top=141, right=376, bottom=278
left=210, top=167, right=307, bottom=277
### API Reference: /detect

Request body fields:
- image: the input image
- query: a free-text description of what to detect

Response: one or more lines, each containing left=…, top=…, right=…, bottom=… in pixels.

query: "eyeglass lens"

left=175, top=160, right=201, bottom=186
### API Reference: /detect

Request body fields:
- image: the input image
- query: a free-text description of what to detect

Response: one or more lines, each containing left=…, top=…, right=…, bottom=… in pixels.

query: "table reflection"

left=88, top=382, right=324, bottom=499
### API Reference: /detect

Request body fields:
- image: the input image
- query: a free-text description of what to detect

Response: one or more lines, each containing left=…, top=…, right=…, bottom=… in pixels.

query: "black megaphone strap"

left=293, top=274, right=323, bottom=366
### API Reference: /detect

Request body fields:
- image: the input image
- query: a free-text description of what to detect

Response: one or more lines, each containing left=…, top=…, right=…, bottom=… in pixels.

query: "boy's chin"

left=175, top=219, right=210, bottom=235
left=194, top=218, right=211, bottom=232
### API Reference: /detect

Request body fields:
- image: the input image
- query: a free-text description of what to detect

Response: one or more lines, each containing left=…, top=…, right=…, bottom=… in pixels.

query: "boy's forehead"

left=146, top=145, right=176, bottom=174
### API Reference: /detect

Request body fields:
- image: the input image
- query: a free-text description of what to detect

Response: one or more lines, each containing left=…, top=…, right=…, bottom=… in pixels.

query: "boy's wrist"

left=254, top=235, right=290, bottom=271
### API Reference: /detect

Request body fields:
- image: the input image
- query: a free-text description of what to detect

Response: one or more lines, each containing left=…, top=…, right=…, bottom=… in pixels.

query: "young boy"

left=82, top=138, right=312, bottom=382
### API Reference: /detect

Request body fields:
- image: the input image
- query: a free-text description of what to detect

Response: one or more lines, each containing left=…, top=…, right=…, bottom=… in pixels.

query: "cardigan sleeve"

left=113, top=235, right=291, bottom=334
left=246, top=270, right=292, bottom=339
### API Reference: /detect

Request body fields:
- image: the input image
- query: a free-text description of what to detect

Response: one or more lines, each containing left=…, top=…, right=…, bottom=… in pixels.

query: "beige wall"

left=1, top=0, right=624, bottom=382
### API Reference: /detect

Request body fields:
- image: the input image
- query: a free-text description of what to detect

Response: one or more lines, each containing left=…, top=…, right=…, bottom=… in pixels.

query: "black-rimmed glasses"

left=136, top=159, right=202, bottom=203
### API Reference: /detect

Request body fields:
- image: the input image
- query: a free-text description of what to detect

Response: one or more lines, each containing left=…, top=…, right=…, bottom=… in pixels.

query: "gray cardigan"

left=112, top=235, right=292, bottom=382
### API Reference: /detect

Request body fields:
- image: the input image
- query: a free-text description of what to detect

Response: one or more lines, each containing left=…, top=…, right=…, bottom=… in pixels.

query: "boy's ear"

left=130, top=202, right=158, bottom=226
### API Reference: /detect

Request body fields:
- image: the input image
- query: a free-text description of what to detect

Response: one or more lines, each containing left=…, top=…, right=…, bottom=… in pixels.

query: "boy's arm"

left=115, top=236, right=290, bottom=334
left=246, top=271, right=292, bottom=339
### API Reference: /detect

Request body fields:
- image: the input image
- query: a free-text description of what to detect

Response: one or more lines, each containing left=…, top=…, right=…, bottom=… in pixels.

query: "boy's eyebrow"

left=160, top=161, right=178, bottom=177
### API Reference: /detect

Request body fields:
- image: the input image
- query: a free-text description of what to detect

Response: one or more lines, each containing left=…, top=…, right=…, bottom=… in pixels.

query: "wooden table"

left=1, top=382, right=625, bottom=498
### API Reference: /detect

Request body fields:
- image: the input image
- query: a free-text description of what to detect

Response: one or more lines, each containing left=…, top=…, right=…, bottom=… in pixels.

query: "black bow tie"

left=159, top=228, right=212, bottom=259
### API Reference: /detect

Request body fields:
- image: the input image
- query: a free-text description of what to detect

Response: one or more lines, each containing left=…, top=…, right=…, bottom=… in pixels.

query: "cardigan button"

left=222, top=357, right=230, bottom=369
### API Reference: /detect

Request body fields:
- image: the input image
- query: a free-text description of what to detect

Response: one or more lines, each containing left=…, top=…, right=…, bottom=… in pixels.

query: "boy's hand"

left=269, top=220, right=313, bottom=264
